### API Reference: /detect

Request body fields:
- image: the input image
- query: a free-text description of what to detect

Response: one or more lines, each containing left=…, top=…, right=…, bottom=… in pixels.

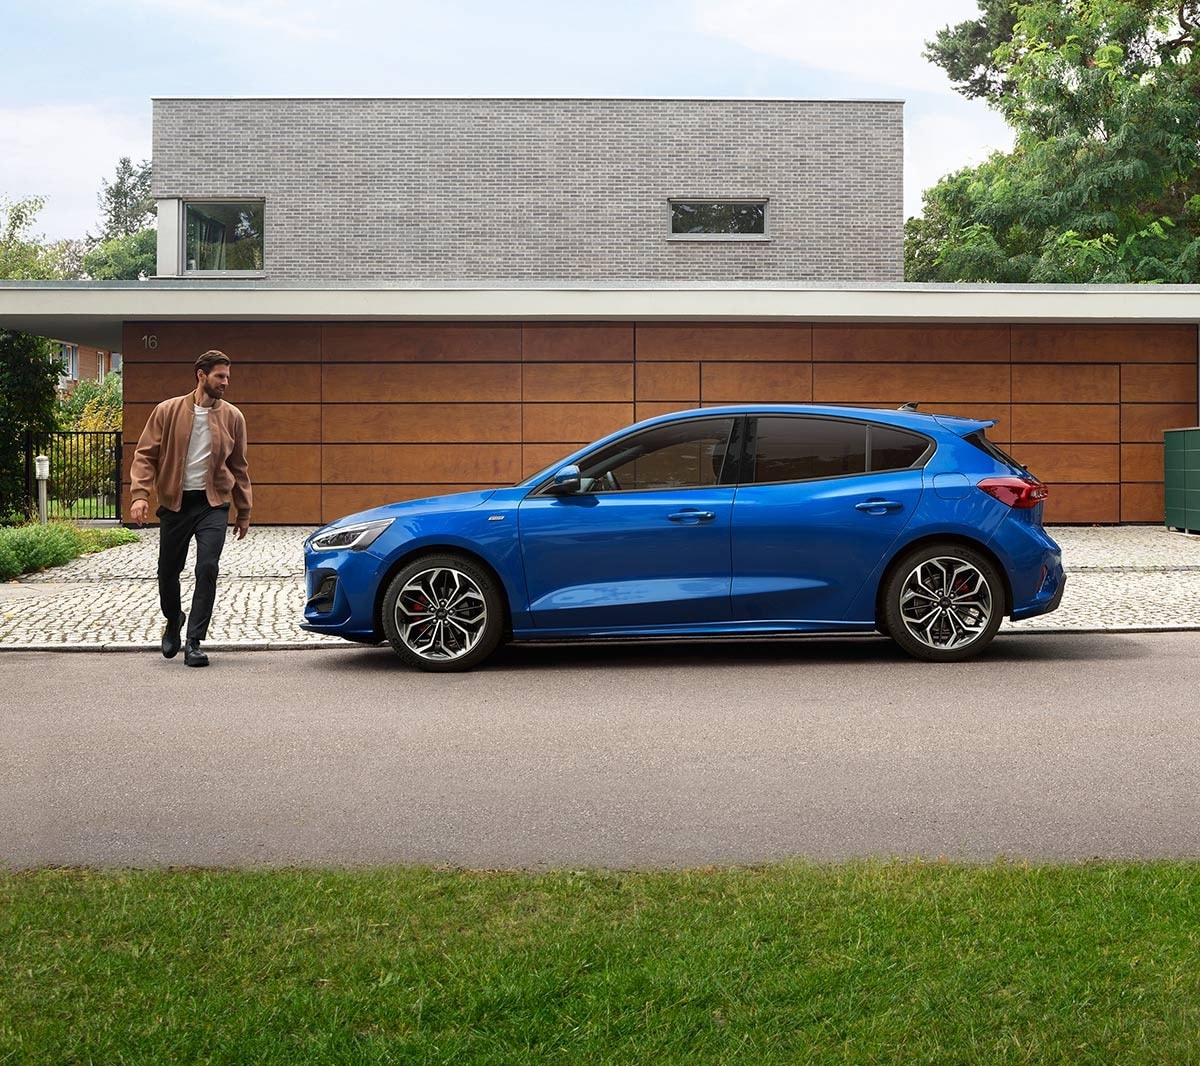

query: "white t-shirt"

left=182, top=404, right=212, bottom=490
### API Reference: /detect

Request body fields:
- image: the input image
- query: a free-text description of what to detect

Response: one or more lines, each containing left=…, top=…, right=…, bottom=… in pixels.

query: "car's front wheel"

left=883, top=544, right=1005, bottom=662
left=382, top=554, right=505, bottom=671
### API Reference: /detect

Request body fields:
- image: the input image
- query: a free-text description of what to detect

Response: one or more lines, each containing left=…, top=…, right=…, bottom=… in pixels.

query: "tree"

left=0, top=331, right=61, bottom=521
left=908, top=0, right=1200, bottom=282
left=94, top=157, right=153, bottom=242
left=82, top=228, right=157, bottom=281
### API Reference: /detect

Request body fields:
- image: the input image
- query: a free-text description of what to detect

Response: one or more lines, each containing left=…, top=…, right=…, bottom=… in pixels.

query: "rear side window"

left=870, top=425, right=931, bottom=471
left=746, top=417, right=931, bottom=484
left=748, top=418, right=867, bottom=483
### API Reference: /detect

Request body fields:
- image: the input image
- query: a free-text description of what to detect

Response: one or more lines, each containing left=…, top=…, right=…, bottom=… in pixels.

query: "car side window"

left=748, top=417, right=868, bottom=483
left=869, top=425, right=931, bottom=471
left=576, top=417, right=736, bottom=492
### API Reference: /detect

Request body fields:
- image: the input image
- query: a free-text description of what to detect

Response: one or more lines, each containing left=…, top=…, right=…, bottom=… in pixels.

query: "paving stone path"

left=1, top=525, right=1198, bottom=650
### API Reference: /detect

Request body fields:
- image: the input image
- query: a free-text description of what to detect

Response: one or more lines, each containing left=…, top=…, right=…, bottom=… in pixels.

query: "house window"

left=668, top=199, right=768, bottom=240
left=184, top=201, right=265, bottom=272
left=57, top=343, right=79, bottom=382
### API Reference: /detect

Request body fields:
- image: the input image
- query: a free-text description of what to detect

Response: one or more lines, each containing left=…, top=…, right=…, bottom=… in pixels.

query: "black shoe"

left=162, top=612, right=185, bottom=659
left=184, top=640, right=209, bottom=668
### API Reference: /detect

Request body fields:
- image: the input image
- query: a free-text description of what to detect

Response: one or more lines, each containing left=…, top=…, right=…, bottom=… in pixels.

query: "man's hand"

left=234, top=516, right=250, bottom=541
left=130, top=499, right=149, bottom=527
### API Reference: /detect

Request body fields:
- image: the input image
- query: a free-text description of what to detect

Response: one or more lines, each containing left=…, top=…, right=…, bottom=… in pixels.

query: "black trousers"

left=157, top=491, right=229, bottom=642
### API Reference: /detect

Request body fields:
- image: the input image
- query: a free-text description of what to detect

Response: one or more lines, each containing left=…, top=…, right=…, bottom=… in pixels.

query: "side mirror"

left=549, top=464, right=581, bottom=495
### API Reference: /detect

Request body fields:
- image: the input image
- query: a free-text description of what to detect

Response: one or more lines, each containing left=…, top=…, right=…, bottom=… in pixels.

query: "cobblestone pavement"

left=1, top=525, right=1198, bottom=650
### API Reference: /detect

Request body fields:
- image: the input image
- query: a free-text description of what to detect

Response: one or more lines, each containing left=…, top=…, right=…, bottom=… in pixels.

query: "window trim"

left=665, top=197, right=770, bottom=242
left=739, top=415, right=934, bottom=487
left=181, top=198, right=266, bottom=277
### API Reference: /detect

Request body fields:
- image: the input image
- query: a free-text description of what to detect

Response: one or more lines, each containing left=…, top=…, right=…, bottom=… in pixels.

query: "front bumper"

left=300, top=547, right=386, bottom=642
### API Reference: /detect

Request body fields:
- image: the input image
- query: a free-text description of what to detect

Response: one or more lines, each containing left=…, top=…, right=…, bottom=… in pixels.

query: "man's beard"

left=201, top=379, right=225, bottom=401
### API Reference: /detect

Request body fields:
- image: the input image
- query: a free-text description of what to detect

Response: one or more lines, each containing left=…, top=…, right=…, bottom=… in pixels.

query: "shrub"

left=0, top=522, right=138, bottom=581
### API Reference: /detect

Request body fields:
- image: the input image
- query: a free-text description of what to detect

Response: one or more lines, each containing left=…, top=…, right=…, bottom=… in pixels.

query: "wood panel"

left=812, top=324, right=1010, bottom=362
left=321, top=363, right=521, bottom=403
left=635, top=401, right=701, bottom=421
left=1043, top=484, right=1120, bottom=523
left=636, top=325, right=811, bottom=361
left=322, top=484, right=493, bottom=521
left=1011, top=364, right=1118, bottom=404
left=522, top=444, right=582, bottom=477
left=123, top=363, right=321, bottom=404
left=1006, top=445, right=1119, bottom=484
left=1012, top=325, right=1196, bottom=363
left=322, top=444, right=522, bottom=485
left=522, top=363, right=633, bottom=403
left=321, top=323, right=522, bottom=362
left=1121, top=404, right=1198, bottom=443
left=1121, top=364, right=1199, bottom=403
left=523, top=403, right=634, bottom=443
left=1010, top=405, right=1119, bottom=444
left=701, top=362, right=812, bottom=402
left=1121, top=483, right=1165, bottom=523
left=122, top=322, right=322, bottom=363
left=123, top=403, right=321, bottom=443
left=249, top=484, right=322, bottom=524
left=636, top=363, right=699, bottom=401
left=814, top=364, right=1010, bottom=404
left=522, top=323, right=634, bottom=361
left=123, top=445, right=321, bottom=486
left=1121, top=444, right=1164, bottom=483
left=322, top=404, right=522, bottom=443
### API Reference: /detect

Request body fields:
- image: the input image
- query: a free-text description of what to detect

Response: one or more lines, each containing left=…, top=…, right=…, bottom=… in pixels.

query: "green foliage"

left=57, top=371, right=122, bottom=431
left=93, top=157, right=154, bottom=243
left=0, top=330, right=61, bottom=521
left=0, top=521, right=138, bottom=580
left=910, top=0, right=1200, bottom=282
left=82, top=227, right=156, bottom=281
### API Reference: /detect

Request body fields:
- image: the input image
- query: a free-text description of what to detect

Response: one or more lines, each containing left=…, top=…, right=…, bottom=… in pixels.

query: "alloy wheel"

left=897, top=555, right=993, bottom=651
left=394, top=566, right=489, bottom=662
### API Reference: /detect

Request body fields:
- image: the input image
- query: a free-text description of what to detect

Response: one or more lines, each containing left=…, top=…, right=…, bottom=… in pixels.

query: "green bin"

left=1164, top=426, right=1200, bottom=534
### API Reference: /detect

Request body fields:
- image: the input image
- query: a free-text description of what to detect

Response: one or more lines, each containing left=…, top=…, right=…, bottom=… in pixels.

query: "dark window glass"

left=870, top=425, right=930, bottom=471
left=670, top=201, right=766, bottom=235
left=964, top=430, right=1026, bottom=472
left=575, top=418, right=736, bottom=492
left=749, top=418, right=867, bottom=483
left=185, top=201, right=265, bottom=271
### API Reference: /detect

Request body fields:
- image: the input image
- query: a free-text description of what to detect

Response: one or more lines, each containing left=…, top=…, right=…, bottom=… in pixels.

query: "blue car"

left=302, top=405, right=1064, bottom=670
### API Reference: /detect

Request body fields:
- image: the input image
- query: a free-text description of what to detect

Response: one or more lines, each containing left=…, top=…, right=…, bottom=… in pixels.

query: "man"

left=129, top=350, right=252, bottom=667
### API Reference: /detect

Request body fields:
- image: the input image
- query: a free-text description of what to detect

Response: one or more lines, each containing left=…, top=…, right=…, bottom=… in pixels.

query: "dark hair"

left=195, top=350, right=231, bottom=376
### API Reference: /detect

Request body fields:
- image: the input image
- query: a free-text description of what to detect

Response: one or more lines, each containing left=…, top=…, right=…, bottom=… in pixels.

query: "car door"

left=730, top=416, right=929, bottom=623
left=518, top=416, right=739, bottom=631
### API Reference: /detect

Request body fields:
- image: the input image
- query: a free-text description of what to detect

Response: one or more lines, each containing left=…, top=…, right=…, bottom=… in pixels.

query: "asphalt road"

left=3, top=632, right=1199, bottom=869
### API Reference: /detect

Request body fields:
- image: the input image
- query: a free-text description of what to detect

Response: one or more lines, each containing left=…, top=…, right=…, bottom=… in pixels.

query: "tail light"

left=977, top=476, right=1049, bottom=509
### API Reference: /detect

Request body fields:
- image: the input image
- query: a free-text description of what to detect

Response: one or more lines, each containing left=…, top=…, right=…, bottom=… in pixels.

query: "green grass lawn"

left=3, top=862, right=1198, bottom=1063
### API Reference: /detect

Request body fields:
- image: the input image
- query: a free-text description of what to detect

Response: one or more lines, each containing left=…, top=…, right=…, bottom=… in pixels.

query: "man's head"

left=194, top=350, right=231, bottom=402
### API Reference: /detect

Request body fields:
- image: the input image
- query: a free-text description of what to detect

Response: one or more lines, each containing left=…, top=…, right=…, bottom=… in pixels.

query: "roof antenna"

left=898, top=402, right=919, bottom=411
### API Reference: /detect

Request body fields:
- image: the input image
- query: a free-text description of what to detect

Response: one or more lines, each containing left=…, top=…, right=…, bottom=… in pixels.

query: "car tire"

left=381, top=553, right=505, bottom=672
left=883, top=543, right=1005, bottom=662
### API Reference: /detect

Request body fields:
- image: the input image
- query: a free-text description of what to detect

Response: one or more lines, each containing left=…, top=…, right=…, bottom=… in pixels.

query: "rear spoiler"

left=895, top=404, right=999, bottom=437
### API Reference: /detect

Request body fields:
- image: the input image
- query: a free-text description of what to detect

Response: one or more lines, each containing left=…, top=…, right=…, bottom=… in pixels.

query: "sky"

left=0, top=0, right=1012, bottom=242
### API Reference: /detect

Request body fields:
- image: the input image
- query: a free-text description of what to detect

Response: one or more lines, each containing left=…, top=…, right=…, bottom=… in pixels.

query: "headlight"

left=309, top=518, right=394, bottom=552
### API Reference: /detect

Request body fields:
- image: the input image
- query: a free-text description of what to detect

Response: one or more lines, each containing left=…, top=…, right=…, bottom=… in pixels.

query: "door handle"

left=855, top=499, right=903, bottom=514
left=667, top=510, right=716, bottom=523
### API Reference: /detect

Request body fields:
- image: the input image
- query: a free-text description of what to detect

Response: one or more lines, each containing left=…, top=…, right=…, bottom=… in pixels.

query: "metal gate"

left=25, top=431, right=123, bottom=522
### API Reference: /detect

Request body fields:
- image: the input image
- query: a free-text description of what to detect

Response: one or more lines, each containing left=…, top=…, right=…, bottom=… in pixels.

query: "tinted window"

left=870, top=425, right=930, bottom=471
left=670, top=201, right=766, bottom=235
left=575, top=417, right=736, bottom=492
left=749, top=418, right=867, bottom=483
left=965, top=431, right=1026, bottom=472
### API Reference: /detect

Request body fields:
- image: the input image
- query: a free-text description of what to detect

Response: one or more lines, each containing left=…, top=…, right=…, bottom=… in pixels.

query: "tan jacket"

left=130, top=393, right=252, bottom=519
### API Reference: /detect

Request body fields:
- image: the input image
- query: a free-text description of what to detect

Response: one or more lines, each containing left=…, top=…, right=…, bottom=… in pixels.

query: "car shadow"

left=315, top=630, right=1158, bottom=675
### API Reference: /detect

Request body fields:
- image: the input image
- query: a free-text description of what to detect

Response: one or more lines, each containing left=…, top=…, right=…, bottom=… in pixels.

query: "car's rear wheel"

left=883, top=544, right=1004, bottom=662
left=382, top=554, right=505, bottom=671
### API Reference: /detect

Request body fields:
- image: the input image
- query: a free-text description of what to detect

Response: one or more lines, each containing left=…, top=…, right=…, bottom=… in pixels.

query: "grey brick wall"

left=153, top=97, right=903, bottom=283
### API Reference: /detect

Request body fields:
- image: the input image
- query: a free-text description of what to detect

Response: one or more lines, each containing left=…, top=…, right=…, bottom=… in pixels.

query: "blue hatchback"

left=302, top=405, right=1064, bottom=670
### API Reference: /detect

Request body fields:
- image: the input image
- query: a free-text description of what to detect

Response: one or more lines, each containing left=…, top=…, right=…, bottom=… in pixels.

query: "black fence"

left=24, top=431, right=123, bottom=523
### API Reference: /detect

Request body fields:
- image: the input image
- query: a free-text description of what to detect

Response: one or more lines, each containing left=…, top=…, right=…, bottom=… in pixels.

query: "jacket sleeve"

left=129, top=403, right=164, bottom=503
left=228, top=409, right=253, bottom=520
